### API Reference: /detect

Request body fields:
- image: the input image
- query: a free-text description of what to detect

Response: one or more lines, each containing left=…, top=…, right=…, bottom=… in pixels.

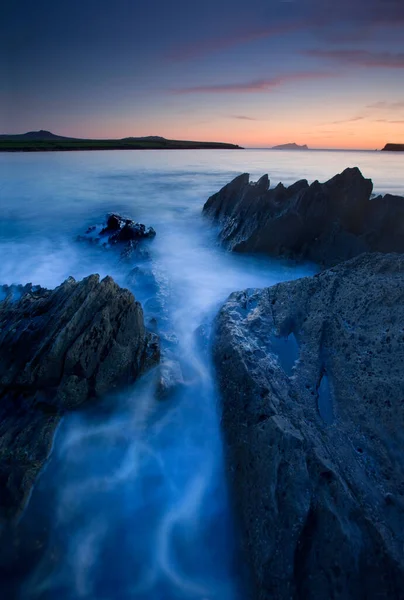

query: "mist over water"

left=0, top=149, right=402, bottom=599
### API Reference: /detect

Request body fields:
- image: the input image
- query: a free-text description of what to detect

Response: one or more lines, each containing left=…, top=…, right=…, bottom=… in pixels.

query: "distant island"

left=271, top=143, right=309, bottom=150
left=0, top=130, right=243, bottom=152
left=381, top=143, right=404, bottom=152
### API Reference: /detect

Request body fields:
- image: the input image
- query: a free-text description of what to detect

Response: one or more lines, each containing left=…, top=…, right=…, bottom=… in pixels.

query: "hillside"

left=381, top=143, right=404, bottom=152
left=0, top=130, right=75, bottom=141
left=0, top=131, right=243, bottom=151
left=272, top=142, right=309, bottom=150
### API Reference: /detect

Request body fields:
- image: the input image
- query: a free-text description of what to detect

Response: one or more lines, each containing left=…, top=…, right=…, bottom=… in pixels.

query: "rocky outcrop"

left=78, top=213, right=156, bottom=260
left=213, top=253, right=404, bottom=599
left=0, top=275, right=159, bottom=523
left=78, top=212, right=183, bottom=401
left=272, top=143, right=308, bottom=150
left=100, top=213, right=156, bottom=243
left=203, top=168, right=404, bottom=266
left=381, top=143, right=404, bottom=152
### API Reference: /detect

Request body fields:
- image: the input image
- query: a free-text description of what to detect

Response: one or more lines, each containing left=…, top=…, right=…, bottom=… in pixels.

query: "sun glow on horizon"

left=52, top=115, right=404, bottom=151
left=2, top=0, right=403, bottom=152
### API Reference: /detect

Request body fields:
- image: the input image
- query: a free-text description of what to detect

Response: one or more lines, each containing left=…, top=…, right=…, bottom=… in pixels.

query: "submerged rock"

left=213, top=253, right=404, bottom=599
left=126, top=265, right=159, bottom=296
left=0, top=275, right=159, bottom=523
left=78, top=213, right=156, bottom=260
left=156, top=357, right=184, bottom=399
left=203, top=167, right=404, bottom=266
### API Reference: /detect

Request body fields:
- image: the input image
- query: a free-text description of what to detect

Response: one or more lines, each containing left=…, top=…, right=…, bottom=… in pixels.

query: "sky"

left=1, top=0, right=403, bottom=149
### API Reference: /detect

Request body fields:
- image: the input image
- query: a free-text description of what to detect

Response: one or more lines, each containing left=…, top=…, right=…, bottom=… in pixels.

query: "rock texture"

left=203, top=168, right=404, bottom=266
left=78, top=212, right=182, bottom=401
left=0, top=275, right=159, bottom=523
left=213, top=253, right=404, bottom=599
left=78, top=213, right=156, bottom=260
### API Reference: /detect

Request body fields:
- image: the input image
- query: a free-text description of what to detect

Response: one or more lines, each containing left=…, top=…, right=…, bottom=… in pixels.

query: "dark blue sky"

left=1, top=0, right=403, bottom=147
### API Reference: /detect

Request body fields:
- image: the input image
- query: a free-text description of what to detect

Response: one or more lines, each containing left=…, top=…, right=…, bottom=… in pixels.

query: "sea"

left=0, top=148, right=402, bottom=599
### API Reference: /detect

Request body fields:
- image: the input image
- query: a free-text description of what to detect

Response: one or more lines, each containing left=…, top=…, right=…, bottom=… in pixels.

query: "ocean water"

left=0, top=149, right=402, bottom=599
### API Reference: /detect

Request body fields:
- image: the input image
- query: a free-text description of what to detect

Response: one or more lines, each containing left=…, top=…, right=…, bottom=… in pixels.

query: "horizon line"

left=0, top=129, right=395, bottom=152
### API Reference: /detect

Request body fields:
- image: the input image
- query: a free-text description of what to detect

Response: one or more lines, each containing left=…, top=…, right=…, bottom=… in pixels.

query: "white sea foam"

left=3, top=148, right=400, bottom=599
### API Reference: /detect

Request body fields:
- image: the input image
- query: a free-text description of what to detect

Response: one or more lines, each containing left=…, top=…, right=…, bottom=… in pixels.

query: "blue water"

left=0, top=149, right=402, bottom=599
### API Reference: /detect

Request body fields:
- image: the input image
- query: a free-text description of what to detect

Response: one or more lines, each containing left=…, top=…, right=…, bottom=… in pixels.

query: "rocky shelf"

left=213, top=252, right=404, bottom=599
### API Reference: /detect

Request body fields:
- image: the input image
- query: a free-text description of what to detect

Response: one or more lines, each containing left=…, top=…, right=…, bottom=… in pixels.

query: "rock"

left=105, top=213, right=121, bottom=231
left=159, top=331, right=179, bottom=349
left=110, top=221, right=156, bottom=243
left=271, top=143, right=309, bottom=150
left=78, top=213, right=156, bottom=260
left=126, top=266, right=158, bottom=295
left=99, top=213, right=156, bottom=242
left=213, top=253, right=404, bottom=599
left=0, top=275, right=159, bottom=523
left=0, top=283, right=45, bottom=302
left=203, top=167, right=404, bottom=266
left=381, top=143, right=404, bottom=152
left=156, top=357, right=184, bottom=399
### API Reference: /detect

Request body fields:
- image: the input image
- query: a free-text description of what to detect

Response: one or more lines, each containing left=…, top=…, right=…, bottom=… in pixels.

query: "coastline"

left=0, top=140, right=243, bottom=152
left=0, top=147, right=244, bottom=152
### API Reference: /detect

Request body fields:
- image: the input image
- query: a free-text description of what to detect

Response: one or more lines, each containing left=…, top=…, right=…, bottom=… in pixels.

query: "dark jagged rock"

left=101, top=214, right=156, bottom=243
left=0, top=283, right=45, bottom=303
left=213, top=253, right=404, bottom=600
left=105, top=213, right=121, bottom=231
left=78, top=213, right=156, bottom=260
left=0, top=275, right=159, bottom=523
left=203, top=167, right=404, bottom=266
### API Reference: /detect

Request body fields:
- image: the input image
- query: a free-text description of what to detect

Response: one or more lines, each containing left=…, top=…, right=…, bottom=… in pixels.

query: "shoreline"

left=0, top=140, right=243, bottom=152
left=0, top=146, right=244, bottom=152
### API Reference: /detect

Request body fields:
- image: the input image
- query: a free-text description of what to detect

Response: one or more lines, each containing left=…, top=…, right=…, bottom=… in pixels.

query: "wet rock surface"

left=213, top=253, right=404, bottom=599
left=156, top=356, right=184, bottom=399
left=0, top=275, right=159, bottom=523
left=203, top=168, right=404, bottom=266
left=78, top=213, right=156, bottom=260
left=79, top=212, right=180, bottom=396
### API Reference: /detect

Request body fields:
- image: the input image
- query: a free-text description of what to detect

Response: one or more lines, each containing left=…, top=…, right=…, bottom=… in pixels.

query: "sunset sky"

left=1, top=0, right=403, bottom=149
